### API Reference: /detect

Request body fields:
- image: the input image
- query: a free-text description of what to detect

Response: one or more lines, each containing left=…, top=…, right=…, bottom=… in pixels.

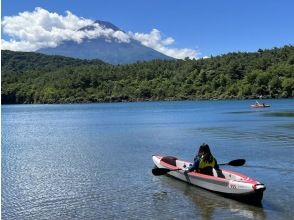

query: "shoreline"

left=2, top=97, right=292, bottom=105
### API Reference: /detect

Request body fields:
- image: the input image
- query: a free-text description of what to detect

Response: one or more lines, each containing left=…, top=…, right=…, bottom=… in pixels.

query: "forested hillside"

left=2, top=46, right=294, bottom=104
left=2, top=50, right=105, bottom=73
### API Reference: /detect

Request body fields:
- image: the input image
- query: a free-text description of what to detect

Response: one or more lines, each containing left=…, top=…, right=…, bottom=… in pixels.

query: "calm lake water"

left=2, top=100, right=294, bottom=220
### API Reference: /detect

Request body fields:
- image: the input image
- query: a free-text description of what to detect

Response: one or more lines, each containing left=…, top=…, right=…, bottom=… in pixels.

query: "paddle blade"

left=227, top=159, right=246, bottom=166
left=152, top=168, right=172, bottom=176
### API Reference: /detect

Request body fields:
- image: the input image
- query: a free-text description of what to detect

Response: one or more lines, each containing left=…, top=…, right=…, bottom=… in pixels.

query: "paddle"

left=152, top=159, right=245, bottom=176
left=218, top=159, right=245, bottom=166
left=152, top=168, right=182, bottom=176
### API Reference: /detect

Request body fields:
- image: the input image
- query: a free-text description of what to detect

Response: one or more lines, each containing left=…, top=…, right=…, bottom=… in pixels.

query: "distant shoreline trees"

left=1, top=45, right=294, bottom=104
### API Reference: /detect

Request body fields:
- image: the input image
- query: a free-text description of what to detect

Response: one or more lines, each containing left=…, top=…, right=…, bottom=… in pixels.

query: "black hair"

left=198, top=143, right=211, bottom=154
left=198, top=143, right=213, bottom=163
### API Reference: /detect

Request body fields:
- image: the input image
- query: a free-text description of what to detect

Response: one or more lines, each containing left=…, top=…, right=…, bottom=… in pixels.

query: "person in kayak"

left=185, top=143, right=219, bottom=176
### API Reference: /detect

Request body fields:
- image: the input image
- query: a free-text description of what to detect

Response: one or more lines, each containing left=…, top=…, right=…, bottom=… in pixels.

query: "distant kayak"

left=152, top=155, right=266, bottom=205
left=250, top=103, right=271, bottom=108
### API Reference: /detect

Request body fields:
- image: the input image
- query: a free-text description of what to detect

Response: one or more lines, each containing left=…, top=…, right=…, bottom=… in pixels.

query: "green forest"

left=2, top=45, right=294, bottom=104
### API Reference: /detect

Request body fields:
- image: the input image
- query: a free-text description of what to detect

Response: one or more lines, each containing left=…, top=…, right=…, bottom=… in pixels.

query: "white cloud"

left=1, top=7, right=199, bottom=59
left=1, top=7, right=130, bottom=51
left=162, top=37, right=174, bottom=46
left=130, top=29, right=198, bottom=59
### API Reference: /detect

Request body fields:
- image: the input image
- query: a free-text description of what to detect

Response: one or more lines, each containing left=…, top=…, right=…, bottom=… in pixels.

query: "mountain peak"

left=78, top=20, right=121, bottom=32
left=94, top=20, right=121, bottom=31
left=38, top=20, right=173, bottom=64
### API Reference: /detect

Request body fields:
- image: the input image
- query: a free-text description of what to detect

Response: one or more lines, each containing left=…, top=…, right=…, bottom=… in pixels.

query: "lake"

left=2, top=99, right=294, bottom=220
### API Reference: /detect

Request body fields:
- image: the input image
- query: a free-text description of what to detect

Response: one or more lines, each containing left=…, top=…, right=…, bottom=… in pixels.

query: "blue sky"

left=2, top=0, right=294, bottom=58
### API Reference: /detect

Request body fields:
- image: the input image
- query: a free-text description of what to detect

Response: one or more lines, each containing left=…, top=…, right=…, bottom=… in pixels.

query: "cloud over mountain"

left=1, top=7, right=199, bottom=59
left=1, top=7, right=130, bottom=51
left=130, top=29, right=198, bottom=59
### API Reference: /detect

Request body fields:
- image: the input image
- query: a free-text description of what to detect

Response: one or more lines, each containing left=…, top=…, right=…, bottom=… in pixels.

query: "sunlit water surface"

left=2, top=99, right=294, bottom=219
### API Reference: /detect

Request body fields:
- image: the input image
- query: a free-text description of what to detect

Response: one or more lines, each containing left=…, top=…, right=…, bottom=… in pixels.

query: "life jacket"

left=198, top=155, right=216, bottom=175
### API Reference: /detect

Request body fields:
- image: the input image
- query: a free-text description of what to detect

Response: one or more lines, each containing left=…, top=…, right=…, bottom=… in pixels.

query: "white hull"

left=153, top=155, right=265, bottom=204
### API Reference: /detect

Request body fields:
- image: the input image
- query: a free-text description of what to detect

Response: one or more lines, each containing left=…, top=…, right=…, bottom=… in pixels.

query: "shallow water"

left=2, top=99, right=294, bottom=219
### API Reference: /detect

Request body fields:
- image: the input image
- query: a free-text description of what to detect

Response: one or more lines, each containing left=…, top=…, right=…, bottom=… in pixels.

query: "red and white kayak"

left=152, top=155, right=266, bottom=204
left=250, top=104, right=270, bottom=108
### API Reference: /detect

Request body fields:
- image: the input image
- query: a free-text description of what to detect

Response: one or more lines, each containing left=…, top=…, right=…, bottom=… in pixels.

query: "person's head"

left=198, top=143, right=211, bottom=156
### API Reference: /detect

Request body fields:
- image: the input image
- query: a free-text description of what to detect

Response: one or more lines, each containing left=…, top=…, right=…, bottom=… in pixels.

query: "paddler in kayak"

left=185, top=143, right=219, bottom=176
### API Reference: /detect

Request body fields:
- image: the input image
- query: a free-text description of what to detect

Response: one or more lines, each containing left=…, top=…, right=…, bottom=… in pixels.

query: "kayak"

left=250, top=104, right=270, bottom=108
left=152, top=155, right=266, bottom=205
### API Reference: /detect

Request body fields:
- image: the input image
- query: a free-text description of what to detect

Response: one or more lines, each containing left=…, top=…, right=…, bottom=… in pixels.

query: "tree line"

left=1, top=45, right=294, bottom=104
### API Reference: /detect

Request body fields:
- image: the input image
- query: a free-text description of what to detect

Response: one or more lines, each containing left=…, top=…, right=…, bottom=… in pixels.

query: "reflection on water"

left=195, top=127, right=294, bottom=143
left=156, top=176, right=266, bottom=220
left=152, top=191, right=168, bottom=200
left=226, top=111, right=256, bottom=114
left=262, top=111, right=294, bottom=117
left=244, top=165, right=294, bottom=172
left=276, top=123, right=294, bottom=129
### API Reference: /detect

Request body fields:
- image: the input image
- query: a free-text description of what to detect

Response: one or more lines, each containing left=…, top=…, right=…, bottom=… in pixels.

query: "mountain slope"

left=38, top=20, right=173, bottom=64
